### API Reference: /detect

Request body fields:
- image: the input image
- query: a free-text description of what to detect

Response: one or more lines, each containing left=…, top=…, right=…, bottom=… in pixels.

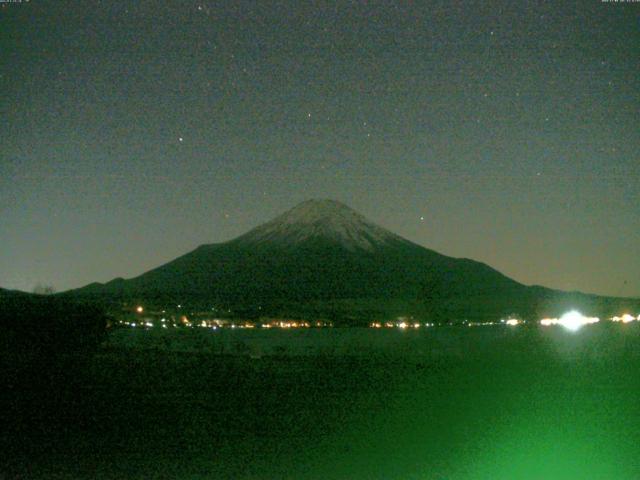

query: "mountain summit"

left=68, top=199, right=639, bottom=323
left=236, top=199, right=406, bottom=251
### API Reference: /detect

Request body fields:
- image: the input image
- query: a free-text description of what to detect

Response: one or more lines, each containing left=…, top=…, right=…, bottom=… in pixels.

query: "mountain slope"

left=68, top=200, right=639, bottom=323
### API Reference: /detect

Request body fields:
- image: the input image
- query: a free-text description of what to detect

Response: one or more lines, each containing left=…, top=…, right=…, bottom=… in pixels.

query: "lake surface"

left=6, top=324, right=640, bottom=479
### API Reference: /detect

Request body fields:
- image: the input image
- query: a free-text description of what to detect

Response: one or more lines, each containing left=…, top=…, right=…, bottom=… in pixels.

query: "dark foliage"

left=0, top=289, right=107, bottom=459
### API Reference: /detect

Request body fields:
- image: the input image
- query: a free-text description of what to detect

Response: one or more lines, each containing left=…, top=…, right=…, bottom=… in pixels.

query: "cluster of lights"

left=611, top=314, right=639, bottom=323
left=127, top=305, right=639, bottom=332
left=468, top=321, right=499, bottom=327
left=262, top=321, right=311, bottom=328
left=122, top=316, right=331, bottom=330
left=400, top=322, right=421, bottom=329
left=540, top=311, right=599, bottom=331
left=369, top=321, right=436, bottom=329
left=260, top=320, right=331, bottom=328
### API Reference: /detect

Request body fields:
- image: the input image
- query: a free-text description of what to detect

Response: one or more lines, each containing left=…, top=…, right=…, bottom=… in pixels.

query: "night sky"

left=1, top=0, right=638, bottom=297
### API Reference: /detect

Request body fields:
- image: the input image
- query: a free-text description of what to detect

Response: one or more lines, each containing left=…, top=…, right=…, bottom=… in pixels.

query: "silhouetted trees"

left=32, top=283, right=56, bottom=295
left=0, top=291, right=108, bottom=452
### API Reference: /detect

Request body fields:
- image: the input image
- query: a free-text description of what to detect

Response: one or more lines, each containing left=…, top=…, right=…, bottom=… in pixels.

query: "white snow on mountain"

left=236, top=199, right=406, bottom=251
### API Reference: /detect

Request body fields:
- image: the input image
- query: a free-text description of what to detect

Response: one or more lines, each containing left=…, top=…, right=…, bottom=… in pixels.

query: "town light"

left=558, top=311, right=599, bottom=331
left=540, top=311, right=599, bottom=330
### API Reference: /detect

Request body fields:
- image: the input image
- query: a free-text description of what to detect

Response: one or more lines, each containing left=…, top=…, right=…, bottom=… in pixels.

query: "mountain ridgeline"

left=68, top=200, right=639, bottom=324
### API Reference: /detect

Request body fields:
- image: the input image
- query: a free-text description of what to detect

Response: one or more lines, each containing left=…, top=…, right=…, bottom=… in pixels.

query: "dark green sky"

left=1, top=0, right=639, bottom=297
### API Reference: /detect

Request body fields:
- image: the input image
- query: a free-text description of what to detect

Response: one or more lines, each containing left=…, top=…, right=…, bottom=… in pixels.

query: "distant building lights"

left=610, top=314, right=636, bottom=323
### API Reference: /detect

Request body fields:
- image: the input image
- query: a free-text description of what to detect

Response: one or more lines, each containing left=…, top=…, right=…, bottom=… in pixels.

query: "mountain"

left=66, top=199, right=639, bottom=324
left=0, top=287, right=37, bottom=301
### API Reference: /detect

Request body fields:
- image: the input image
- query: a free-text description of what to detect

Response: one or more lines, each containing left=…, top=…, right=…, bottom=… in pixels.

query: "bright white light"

left=540, top=312, right=599, bottom=330
left=559, top=311, right=583, bottom=331
left=136, top=306, right=143, bottom=313
left=558, top=310, right=599, bottom=331
left=505, top=319, right=520, bottom=326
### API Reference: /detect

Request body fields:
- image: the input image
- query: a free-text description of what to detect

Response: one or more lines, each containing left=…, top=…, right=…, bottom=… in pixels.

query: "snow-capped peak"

left=235, top=199, right=404, bottom=251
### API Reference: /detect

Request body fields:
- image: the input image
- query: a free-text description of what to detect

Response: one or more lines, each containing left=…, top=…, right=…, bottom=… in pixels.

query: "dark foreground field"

left=3, top=325, right=640, bottom=479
